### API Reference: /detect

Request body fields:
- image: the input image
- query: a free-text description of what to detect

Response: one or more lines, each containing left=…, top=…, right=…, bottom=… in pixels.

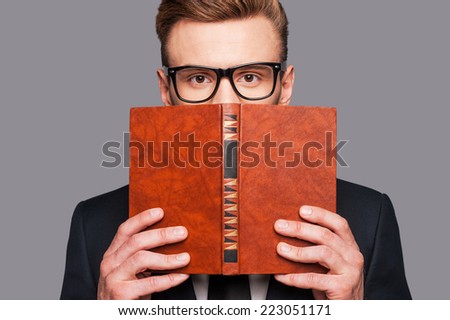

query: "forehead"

left=166, top=16, right=281, bottom=68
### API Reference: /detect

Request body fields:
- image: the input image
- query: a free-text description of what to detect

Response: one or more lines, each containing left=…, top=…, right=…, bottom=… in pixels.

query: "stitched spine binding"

left=222, top=103, right=240, bottom=275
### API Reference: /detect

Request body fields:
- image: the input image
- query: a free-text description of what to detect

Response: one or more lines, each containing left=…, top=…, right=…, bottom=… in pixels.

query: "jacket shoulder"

left=76, top=185, right=129, bottom=220
left=337, top=178, right=387, bottom=222
left=61, top=185, right=129, bottom=299
left=336, top=179, right=388, bottom=259
left=75, top=185, right=129, bottom=278
left=337, top=178, right=383, bottom=206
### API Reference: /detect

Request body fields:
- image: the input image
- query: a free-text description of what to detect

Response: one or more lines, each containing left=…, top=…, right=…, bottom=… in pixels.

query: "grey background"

left=0, top=0, right=448, bottom=299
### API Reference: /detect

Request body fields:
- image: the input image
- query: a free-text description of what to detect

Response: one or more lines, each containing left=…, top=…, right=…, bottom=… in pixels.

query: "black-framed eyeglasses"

left=163, top=61, right=287, bottom=103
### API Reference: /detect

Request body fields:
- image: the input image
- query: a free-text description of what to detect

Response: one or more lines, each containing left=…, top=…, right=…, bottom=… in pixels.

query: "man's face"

left=157, top=16, right=294, bottom=105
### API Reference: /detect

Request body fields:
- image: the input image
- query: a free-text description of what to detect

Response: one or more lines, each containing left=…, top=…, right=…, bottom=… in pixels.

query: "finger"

left=111, top=226, right=188, bottom=268
left=105, top=208, right=164, bottom=257
left=299, top=206, right=357, bottom=247
left=277, top=242, right=347, bottom=273
left=115, top=251, right=190, bottom=280
left=275, top=219, right=347, bottom=255
left=129, top=273, right=190, bottom=298
left=274, top=273, right=336, bottom=293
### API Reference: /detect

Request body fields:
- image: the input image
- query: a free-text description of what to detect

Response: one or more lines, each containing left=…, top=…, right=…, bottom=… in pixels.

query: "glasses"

left=163, top=62, right=286, bottom=103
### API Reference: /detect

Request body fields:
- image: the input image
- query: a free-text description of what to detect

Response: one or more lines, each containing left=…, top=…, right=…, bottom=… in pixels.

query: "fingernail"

left=276, top=220, right=289, bottom=229
left=176, top=253, right=189, bottom=261
left=274, top=274, right=286, bottom=281
left=173, top=227, right=187, bottom=237
left=280, top=243, right=291, bottom=253
left=174, top=274, right=190, bottom=281
left=150, top=208, right=162, bottom=218
left=300, top=206, right=313, bottom=216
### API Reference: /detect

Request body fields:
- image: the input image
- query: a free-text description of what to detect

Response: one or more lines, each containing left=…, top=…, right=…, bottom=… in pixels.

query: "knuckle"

left=167, top=273, right=176, bottom=282
left=102, top=243, right=116, bottom=259
left=336, top=217, right=350, bottom=232
left=103, top=275, right=124, bottom=299
left=294, top=246, right=304, bottom=259
left=101, top=271, right=138, bottom=300
left=305, top=273, right=317, bottom=285
left=318, top=246, right=332, bottom=260
left=353, top=251, right=364, bottom=268
left=164, top=254, right=172, bottom=266
left=341, top=280, right=353, bottom=292
left=112, top=286, right=130, bottom=300
left=117, top=223, right=129, bottom=238
left=108, top=287, right=121, bottom=300
left=327, top=280, right=340, bottom=293
left=99, top=259, right=111, bottom=276
left=128, top=233, right=143, bottom=249
left=147, top=275, right=160, bottom=289
left=129, top=250, right=146, bottom=267
left=289, top=274, right=299, bottom=284
left=158, top=228, right=168, bottom=242
left=294, top=222, right=302, bottom=234
left=102, top=249, right=111, bottom=261
left=320, top=229, right=334, bottom=242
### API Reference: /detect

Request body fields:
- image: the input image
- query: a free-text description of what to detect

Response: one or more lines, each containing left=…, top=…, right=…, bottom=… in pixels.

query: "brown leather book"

left=129, top=104, right=336, bottom=275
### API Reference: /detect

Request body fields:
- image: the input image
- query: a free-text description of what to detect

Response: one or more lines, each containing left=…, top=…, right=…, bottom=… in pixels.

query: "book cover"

left=129, top=104, right=336, bottom=275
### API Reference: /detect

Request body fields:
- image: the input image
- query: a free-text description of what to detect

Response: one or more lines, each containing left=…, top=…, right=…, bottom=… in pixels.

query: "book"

left=129, top=104, right=336, bottom=275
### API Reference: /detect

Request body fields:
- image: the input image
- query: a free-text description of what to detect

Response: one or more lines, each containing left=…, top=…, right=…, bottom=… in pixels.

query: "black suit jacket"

left=60, top=179, right=411, bottom=299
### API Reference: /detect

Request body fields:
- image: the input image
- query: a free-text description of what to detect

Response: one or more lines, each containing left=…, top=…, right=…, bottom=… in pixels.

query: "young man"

left=61, top=0, right=411, bottom=300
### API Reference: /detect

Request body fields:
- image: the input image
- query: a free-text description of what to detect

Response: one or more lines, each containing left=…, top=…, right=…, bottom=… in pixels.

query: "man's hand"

left=274, top=206, right=364, bottom=300
left=98, top=207, right=190, bottom=299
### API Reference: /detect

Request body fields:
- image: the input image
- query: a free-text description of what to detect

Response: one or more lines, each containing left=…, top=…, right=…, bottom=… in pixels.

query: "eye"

left=243, top=74, right=257, bottom=82
left=193, top=75, right=206, bottom=83
left=188, top=74, right=213, bottom=85
left=237, top=73, right=261, bottom=85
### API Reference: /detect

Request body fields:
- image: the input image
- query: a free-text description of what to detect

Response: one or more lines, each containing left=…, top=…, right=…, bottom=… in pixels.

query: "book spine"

left=221, top=104, right=240, bottom=275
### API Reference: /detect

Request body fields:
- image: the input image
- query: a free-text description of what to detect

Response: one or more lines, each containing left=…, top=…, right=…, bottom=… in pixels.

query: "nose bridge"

left=212, top=71, right=240, bottom=103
